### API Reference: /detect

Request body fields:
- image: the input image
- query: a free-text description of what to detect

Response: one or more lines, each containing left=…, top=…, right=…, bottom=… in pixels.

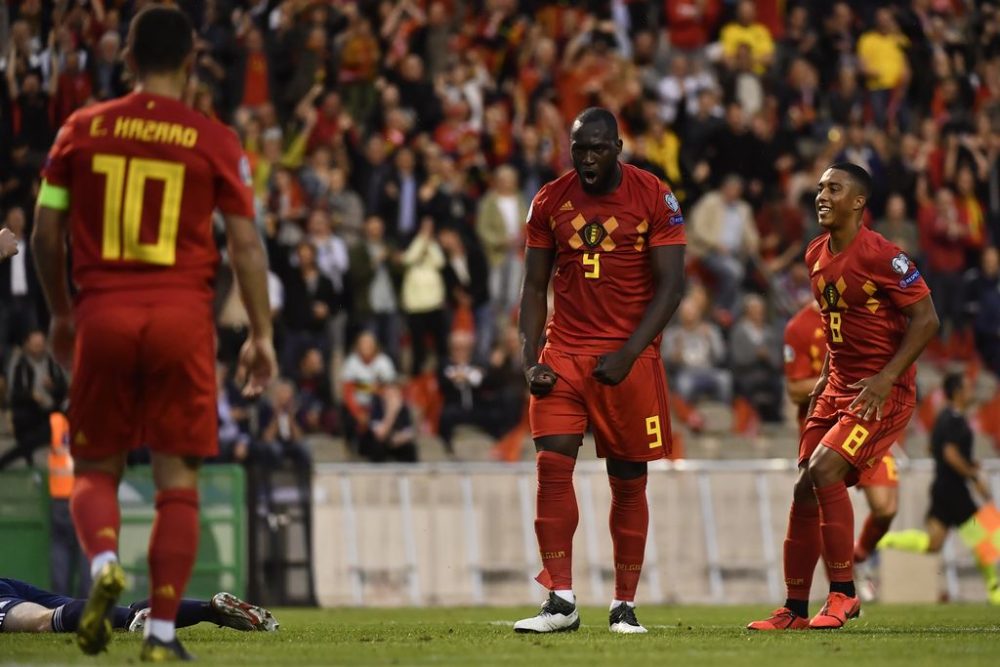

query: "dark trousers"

left=49, top=498, right=91, bottom=597
left=406, top=309, right=448, bottom=375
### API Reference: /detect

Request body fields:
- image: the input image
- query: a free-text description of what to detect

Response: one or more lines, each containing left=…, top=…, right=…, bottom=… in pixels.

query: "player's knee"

left=534, top=435, right=581, bottom=459
left=792, top=469, right=816, bottom=504
left=872, top=499, right=898, bottom=523
left=807, top=449, right=844, bottom=487
left=607, top=458, right=647, bottom=480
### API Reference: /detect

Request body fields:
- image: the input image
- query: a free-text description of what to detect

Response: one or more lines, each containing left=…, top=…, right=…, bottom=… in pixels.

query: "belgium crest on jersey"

left=581, top=221, right=606, bottom=248
left=823, top=282, right=840, bottom=309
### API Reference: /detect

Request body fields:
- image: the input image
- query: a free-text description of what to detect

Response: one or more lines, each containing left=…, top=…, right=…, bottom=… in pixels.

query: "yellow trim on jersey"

left=38, top=180, right=70, bottom=211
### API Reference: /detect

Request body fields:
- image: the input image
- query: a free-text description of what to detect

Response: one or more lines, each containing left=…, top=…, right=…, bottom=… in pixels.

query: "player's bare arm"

left=519, top=246, right=557, bottom=396
left=225, top=214, right=277, bottom=397
left=31, top=204, right=74, bottom=368
left=592, top=245, right=685, bottom=386
left=0, top=227, right=18, bottom=260
left=848, top=295, right=939, bottom=422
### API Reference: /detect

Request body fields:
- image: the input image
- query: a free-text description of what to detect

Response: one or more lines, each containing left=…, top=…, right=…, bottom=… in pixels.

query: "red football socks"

left=533, top=451, right=578, bottom=591
left=148, top=488, right=200, bottom=622
left=816, top=482, right=855, bottom=583
left=609, top=475, right=648, bottom=602
left=70, top=471, right=121, bottom=558
left=855, top=512, right=892, bottom=562
left=783, top=500, right=821, bottom=600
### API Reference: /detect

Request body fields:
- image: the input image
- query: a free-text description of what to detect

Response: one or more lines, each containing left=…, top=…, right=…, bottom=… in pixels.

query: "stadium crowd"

left=2, top=0, right=1000, bottom=466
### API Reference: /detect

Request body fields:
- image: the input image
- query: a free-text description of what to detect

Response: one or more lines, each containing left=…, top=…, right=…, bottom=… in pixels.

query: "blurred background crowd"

left=2, top=0, right=1000, bottom=471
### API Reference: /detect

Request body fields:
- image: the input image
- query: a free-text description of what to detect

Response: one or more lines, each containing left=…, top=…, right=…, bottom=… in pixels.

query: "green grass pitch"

left=3, top=605, right=1000, bottom=666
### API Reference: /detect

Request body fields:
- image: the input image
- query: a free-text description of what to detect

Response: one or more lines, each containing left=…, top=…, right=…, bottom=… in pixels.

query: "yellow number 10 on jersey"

left=93, top=153, right=185, bottom=266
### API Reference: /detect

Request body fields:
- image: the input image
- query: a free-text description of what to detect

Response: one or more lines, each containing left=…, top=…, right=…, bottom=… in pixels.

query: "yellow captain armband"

left=38, top=180, right=70, bottom=211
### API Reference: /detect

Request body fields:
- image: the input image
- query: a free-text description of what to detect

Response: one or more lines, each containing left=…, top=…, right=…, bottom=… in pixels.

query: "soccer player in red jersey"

left=31, top=7, right=275, bottom=661
left=749, top=163, right=938, bottom=631
left=783, top=301, right=900, bottom=598
left=514, top=108, right=685, bottom=634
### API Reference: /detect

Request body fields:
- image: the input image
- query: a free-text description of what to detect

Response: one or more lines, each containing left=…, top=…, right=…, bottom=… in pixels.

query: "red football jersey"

left=41, top=92, right=254, bottom=305
left=805, top=225, right=930, bottom=402
left=525, top=162, right=686, bottom=357
left=784, top=303, right=825, bottom=428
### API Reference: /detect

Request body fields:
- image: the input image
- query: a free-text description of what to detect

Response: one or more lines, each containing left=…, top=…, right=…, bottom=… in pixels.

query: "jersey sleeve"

left=648, top=180, right=686, bottom=247
left=783, top=321, right=816, bottom=382
left=870, top=239, right=931, bottom=310
left=524, top=184, right=555, bottom=249
left=40, top=115, right=79, bottom=189
left=211, top=128, right=255, bottom=218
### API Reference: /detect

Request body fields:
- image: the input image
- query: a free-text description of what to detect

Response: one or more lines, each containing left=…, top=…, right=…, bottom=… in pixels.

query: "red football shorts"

left=857, top=455, right=899, bottom=488
left=529, top=348, right=672, bottom=462
left=799, top=390, right=913, bottom=486
left=69, top=297, right=218, bottom=460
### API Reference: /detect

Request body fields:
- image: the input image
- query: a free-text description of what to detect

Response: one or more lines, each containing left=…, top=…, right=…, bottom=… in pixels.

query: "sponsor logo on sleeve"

left=891, top=253, right=910, bottom=275
left=238, top=156, right=252, bottom=187
left=668, top=214, right=685, bottom=226
left=665, top=192, right=680, bottom=212
left=899, top=269, right=922, bottom=288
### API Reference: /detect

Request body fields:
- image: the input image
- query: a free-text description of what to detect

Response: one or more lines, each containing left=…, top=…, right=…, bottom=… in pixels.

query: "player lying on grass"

left=0, top=577, right=278, bottom=634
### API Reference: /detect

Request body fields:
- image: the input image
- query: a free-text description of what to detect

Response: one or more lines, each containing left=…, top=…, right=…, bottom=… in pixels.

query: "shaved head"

left=572, top=107, right=619, bottom=140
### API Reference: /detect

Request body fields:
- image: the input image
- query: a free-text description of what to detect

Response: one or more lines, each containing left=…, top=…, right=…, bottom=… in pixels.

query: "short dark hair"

left=572, top=107, right=619, bottom=139
left=943, top=372, right=965, bottom=400
left=128, top=6, right=194, bottom=76
left=828, top=161, right=874, bottom=200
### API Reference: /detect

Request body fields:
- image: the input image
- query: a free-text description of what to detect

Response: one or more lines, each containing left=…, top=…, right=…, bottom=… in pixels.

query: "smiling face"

left=815, top=168, right=865, bottom=230
left=570, top=120, right=622, bottom=194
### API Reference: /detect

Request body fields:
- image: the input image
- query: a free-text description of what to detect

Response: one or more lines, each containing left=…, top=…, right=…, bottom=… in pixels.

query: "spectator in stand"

left=439, top=226, right=492, bottom=362
left=665, top=0, right=722, bottom=55
left=381, top=147, right=423, bottom=244
left=216, top=365, right=252, bottom=465
left=0, top=207, right=39, bottom=359
left=965, top=247, right=1000, bottom=376
left=857, top=7, right=911, bottom=128
left=953, top=164, right=988, bottom=258
left=729, top=294, right=783, bottom=422
left=401, top=218, right=447, bottom=376
left=719, top=1, right=775, bottom=75
left=477, top=165, right=528, bottom=325
left=90, top=30, right=126, bottom=102
left=437, top=331, right=504, bottom=458
left=325, top=167, right=366, bottom=246
left=295, top=347, right=336, bottom=436
left=347, top=215, right=403, bottom=361
left=875, top=193, right=920, bottom=259
left=689, top=174, right=760, bottom=315
left=918, top=186, right=977, bottom=340
left=270, top=239, right=339, bottom=374
left=1, top=331, right=67, bottom=469
left=656, top=53, right=716, bottom=125
left=341, top=332, right=415, bottom=462
left=662, top=298, right=732, bottom=405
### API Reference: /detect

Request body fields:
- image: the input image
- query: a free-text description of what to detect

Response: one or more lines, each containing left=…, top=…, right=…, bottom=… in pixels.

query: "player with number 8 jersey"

left=515, top=108, right=686, bottom=635
left=748, top=163, right=938, bottom=634
left=31, top=6, right=275, bottom=662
